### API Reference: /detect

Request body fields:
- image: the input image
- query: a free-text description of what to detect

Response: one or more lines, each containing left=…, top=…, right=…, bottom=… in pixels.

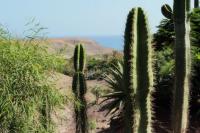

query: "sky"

left=0, top=0, right=174, bottom=37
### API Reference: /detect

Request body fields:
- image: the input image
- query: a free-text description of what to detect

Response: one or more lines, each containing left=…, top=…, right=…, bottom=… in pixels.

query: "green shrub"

left=88, top=120, right=96, bottom=131
left=63, top=58, right=74, bottom=76
left=0, top=32, right=65, bottom=132
left=86, top=54, right=122, bottom=80
left=100, top=62, right=124, bottom=118
left=91, top=85, right=111, bottom=97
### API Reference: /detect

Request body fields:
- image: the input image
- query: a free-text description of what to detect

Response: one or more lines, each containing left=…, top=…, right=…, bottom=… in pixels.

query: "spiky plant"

left=100, top=61, right=125, bottom=118
left=171, top=0, right=191, bottom=132
left=72, top=44, right=88, bottom=133
left=123, top=7, right=154, bottom=133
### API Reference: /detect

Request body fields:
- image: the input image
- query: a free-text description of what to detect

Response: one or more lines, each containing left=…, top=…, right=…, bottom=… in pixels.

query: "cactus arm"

left=161, top=4, right=173, bottom=19
left=172, top=0, right=191, bottom=132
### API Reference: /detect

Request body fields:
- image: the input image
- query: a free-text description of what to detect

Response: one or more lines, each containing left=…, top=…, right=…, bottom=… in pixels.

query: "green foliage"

left=0, top=33, right=65, bottom=132
left=63, top=58, right=74, bottom=76
left=156, top=47, right=174, bottom=76
left=100, top=62, right=125, bottom=118
left=123, top=7, right=154, bottom=133
left=155, top=8, right=200, bottom=49
left=62, top=51, right=123, bottom=80
left=87, top=53, right=122, bottom=80
left=154, top=8, right=200, bottom=76
left=154, top=8, right=200, bottom=91
left=88, top=120, right=96, bottom=131
left=173, top=0, right=191, bottom=131
left=87, top=57, right=109, bottom=80
left=153, top=19, right=175, bottom=50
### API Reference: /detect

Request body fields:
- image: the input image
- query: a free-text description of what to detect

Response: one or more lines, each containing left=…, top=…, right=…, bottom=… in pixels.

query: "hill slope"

left=47, top=37, right=114, bottom=58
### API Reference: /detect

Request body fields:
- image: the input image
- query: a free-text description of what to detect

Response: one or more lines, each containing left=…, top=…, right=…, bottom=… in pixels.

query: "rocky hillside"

left=46, top=37, right=114, bottom=58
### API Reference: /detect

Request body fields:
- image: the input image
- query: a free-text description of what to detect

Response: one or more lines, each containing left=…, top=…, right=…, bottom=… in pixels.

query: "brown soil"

left=50, top=73, right=200, bottom=133
left=52, top=73, right=111, bottom=133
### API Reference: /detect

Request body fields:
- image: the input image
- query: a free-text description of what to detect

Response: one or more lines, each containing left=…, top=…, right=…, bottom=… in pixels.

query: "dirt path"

left=52, top=73, right=111, bottom=133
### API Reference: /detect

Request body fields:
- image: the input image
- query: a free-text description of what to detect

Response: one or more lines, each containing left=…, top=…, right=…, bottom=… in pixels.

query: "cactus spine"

left=172, top=0, right=191, bottom=132
left=124, top=7, right=154, bottom=133
left=72, top=44, right=88, bottom=133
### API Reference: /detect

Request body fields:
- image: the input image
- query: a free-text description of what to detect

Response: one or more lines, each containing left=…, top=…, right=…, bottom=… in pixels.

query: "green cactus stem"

left=172, top=0, right=191, bottom=132
left=72, top=44, right=88, bottom=133
left=124, top=7, right=154, bottom=133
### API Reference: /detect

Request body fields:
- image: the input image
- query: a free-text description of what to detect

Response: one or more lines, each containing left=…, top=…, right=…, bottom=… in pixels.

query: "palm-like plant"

left=100, top=61, right=125, bottom=118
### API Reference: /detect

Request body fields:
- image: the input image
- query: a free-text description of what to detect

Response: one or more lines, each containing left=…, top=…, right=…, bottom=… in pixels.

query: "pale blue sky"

left=0, top=0, right=174, bottom=37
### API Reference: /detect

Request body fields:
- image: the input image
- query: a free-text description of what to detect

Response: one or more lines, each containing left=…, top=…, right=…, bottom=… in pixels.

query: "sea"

left=88, top=35, right=124, bottom=51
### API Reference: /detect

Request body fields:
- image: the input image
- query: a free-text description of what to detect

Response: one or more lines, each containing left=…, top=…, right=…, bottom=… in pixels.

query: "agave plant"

left=100, top=61, right=125, bottom=118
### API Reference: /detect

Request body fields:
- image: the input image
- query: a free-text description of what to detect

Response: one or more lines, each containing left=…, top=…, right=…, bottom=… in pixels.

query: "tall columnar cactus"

left=72, top=44, right=88, bottom=133
left=172, top=0, right=191, bottom=133
left=124, top=7, right=154, bottom=133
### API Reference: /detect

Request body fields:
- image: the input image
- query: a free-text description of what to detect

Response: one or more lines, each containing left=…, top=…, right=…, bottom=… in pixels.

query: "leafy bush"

left=100, top=62, right=125, bottom=118
left=86, top=52, right=123, bottom=80
left=61, top=51, right=123, bottom=81
left=88, top=120, right=96, bottom=131
left=63, top=58, right=74, bottom=76
left=0, top=29, right=66, bottom=132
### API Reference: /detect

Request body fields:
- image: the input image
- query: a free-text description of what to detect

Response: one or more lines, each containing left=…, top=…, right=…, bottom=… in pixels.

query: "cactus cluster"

left=72, top=44, right=88, bottom=133
left=123, top=7, right=154, bottom=133
left=70, top=1, right=192, bottom=133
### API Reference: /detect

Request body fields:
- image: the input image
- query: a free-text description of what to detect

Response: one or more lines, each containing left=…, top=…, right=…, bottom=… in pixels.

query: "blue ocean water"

left=89, top=36, right=124, bottom=50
